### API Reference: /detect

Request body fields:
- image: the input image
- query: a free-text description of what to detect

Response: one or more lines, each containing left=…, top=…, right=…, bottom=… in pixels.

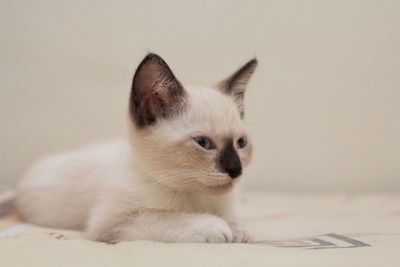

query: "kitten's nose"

left=225, top=165, right=242, bottom=179
left=219, top=142, right=242, bottom=179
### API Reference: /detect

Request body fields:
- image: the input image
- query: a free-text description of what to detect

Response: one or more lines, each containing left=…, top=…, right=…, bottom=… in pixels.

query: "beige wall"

left=1, top=0, right=399, bottom=192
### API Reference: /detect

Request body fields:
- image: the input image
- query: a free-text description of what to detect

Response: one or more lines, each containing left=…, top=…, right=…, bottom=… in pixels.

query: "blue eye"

left=193, top=136, right=215, bottom=150
left=237, top=137, right=247, bottom=149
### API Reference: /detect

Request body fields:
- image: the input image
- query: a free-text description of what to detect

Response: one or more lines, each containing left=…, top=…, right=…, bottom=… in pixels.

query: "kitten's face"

left=129, top=54, right=257, bottom=195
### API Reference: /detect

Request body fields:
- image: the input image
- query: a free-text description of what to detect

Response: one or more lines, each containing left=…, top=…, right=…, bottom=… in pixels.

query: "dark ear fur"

left=218, top=58, right=257, bottom=118
left=130, top=53, right=186, bottom=128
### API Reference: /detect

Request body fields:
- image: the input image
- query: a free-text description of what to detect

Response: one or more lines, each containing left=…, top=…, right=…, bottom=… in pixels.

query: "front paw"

left=181, top=216, right=233, bottom=243
left=231, top=223, right=254, bottom=243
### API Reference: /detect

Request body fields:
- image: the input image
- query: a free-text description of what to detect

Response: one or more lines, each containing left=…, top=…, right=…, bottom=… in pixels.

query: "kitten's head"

left=129, top=54, right=257, bottom=195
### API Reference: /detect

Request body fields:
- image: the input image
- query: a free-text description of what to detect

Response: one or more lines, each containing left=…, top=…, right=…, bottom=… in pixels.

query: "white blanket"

left=1, top=190, right=399, bottom=266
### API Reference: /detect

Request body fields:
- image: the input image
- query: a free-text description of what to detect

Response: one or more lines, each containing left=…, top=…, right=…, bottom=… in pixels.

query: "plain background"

left=1, top=0, right=399, bottom=193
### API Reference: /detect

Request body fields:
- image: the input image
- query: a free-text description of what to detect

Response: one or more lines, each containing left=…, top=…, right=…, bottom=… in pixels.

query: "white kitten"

left=15, top=54, right=257, bottom=243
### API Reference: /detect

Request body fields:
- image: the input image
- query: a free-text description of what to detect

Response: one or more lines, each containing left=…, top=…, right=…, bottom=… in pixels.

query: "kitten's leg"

left=86, top=209, right=234, bottom=243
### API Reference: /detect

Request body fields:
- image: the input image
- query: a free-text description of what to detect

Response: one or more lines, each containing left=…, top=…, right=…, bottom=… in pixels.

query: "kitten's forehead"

left=183, top=85, right=245, bottom=136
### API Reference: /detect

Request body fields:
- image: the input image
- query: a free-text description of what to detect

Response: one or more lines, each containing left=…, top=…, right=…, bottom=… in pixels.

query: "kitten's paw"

left=231, top=223, right=254, bottom=243
left=181, top=217, right=233, bottom=243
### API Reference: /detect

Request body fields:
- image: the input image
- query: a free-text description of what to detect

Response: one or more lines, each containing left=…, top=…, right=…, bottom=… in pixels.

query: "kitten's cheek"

left=237, top=155, right=250, bottom=168
left=241, top=148, right=253, bottom=167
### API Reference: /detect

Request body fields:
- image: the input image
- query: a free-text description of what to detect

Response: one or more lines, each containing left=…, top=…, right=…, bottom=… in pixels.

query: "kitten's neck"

left=137, top=174, right=236, bottom=219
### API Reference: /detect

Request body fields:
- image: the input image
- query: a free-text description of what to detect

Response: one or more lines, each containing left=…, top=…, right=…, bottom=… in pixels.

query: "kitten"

left=15, top=53, right=257, bottom=243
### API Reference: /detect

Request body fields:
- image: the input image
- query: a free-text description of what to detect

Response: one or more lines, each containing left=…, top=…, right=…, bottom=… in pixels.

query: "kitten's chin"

left=199, top=181, right=234, bottom=195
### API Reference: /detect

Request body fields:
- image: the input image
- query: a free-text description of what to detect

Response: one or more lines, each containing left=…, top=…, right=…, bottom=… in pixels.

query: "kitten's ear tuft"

left=218, top=58, right=258, bottom=118
left=130, top=53, right=186, bottom=128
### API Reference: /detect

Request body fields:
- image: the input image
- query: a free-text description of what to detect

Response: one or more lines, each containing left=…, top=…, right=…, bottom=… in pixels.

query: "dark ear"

left=130, top=53, right=186, bottom=128
left=218, top=58, right=257, bottom=118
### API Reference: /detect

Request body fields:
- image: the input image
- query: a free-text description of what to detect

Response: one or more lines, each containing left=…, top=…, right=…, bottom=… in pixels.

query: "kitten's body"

left=16, top=55, right=257, bottom=243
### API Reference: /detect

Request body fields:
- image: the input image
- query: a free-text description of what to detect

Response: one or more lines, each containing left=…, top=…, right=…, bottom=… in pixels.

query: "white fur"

left=16, top=83, right=253, bottom=243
